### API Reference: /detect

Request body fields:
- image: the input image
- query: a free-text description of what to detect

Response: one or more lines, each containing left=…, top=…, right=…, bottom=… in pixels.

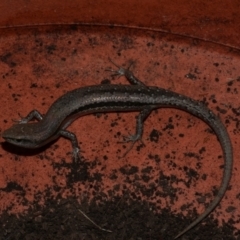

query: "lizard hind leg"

left=119, top=108, right=153, bottom=157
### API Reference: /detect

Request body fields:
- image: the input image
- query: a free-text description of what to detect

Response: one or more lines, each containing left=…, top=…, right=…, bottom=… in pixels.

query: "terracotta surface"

left=1, top=0, right=240, bottom=49
left=0, top=1, right=239, bottom=240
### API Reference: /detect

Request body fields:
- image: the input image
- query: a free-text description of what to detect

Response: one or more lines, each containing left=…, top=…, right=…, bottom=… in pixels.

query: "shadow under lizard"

left=2, top=61, right=233, bottom=238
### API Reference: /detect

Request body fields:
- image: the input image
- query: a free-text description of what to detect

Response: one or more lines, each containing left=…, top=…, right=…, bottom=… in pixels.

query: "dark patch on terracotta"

left=199, top=146, right=206, bottom=154
left=183, top=166, right=199, bottom=180
left=148, top=153, right=161, bottom=163
left=216, top=106, right=228, bottom=114
left=149, top=129, right=161, bottom=143
left=0, top=196, right=235, bottom=240
left=184, top=151, right=201, bottom=161
left=158, top=172, right=178, bottom=202
left=119, top=165, right=139, bottom=175
left=0, top=181, right=24, bottom=192
left=45, top=44, right=57, bottom=54
left=141, top=166, right=153, bottom=174
left=59, top=159, right=91, bottom=184
left=0, top=52, right=17, bottom=68
left=185, top=72, right=197, bottom=80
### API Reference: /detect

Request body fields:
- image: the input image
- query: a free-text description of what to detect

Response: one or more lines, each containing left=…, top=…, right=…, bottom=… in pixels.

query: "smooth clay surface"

left=0, top=26, right=239, bottom=239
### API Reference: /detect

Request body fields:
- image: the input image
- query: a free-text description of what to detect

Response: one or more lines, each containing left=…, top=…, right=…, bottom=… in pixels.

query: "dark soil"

left=0, top=195, right=235, bottom=240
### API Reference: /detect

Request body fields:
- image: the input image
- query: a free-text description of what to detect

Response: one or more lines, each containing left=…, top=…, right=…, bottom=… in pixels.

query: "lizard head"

left=2, top=123, right=43, bottom=148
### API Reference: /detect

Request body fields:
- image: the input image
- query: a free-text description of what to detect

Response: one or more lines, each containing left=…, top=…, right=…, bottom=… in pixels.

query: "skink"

left=2, top=62, right=233, bottom=239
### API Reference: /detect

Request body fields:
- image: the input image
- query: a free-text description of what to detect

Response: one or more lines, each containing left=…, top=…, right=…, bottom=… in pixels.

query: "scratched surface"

left=0, top=26, right=239, bottom=239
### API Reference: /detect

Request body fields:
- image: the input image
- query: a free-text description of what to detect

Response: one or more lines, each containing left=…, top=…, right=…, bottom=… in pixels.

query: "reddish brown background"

left=0, top=0, right=240, bottom=48
left=0, top=1, right=239, bottom=239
